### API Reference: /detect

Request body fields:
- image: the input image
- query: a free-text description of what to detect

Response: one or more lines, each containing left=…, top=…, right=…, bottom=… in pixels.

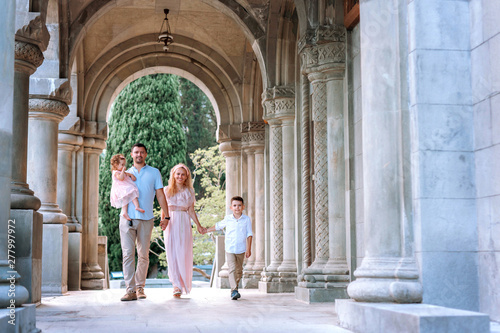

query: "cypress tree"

left=99, top=74, right=186, bottom=273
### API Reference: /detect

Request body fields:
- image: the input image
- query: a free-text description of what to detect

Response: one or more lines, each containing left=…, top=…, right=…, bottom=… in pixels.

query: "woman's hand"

left=197, top=225, right=206, bottom=234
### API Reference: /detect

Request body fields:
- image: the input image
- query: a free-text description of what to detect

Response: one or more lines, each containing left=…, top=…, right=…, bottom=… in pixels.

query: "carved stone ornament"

left=29, top=99, right=70, bottom=120
left=51, top=80, right=73, bottom=105
left=242, top=131, right=266, bottom=143
left=14, top=41, right=44, bottom=68
left=262, top=86, right=295, bottom=119
left=15, top=14, right=50, bottom=52
left=298, top=24, right=346, bottom=53
left=84, top=120, right=108, bottom=140
left=301, top=42, right=346, bottom=73
left=241, top=121, right=266, bottom=133
left=253, top=0, right=270, bottom=29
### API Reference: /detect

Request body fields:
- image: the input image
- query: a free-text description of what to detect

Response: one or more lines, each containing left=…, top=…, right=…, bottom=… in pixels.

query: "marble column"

left=252, top=138, right=266, bottom=277
left=27, top=98, right=69, bottom=295
left=81, top=138, right=105, bottom=289
left=346, top=0, right=422, bottom=303
left=216, top=140, right=241, bottom=289
left=0, top=0, right=30, bottom=310
left=296, top=25, right=350, bottom=302
left=242, top=122, right=266, bottom=288
left=11, top=42, right=43, bottom=211
left=58, top=133, right=83, bottom=291
left=260, top=87, right=296, bottom=293
left=11, top=24, right=50, bottom=304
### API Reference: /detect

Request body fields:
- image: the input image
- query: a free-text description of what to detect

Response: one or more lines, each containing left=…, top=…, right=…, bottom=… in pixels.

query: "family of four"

left=109, top=143, right=252, bottom=301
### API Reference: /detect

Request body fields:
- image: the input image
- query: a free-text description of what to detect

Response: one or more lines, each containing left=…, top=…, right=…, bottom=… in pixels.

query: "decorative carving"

left=301, top=43, right=346, bottom=73
left=241, top=121, right=266, bottom=133
left=274, top=98, right=295, bottom=114
left=51, top=80, right=73, bottom=105
left=298, top=29, right=316, bottom=53
left=317, top=24, right=346, bottom=43
left=14, top=41, right=44, bottom=68
left=254, top=0, right=270, bottom=28
left=15, top=14, right=50, bottom=52
left=262, top=86, right=295, bottom=119
left=312, top=80, right=329, bottom=261
left=29, top=98, right=69, bottom=120
left=301, top=75, right=312, bottom=268
left=270, top=125, right=283, bottom=263
left=242, top=131, right=265, bottom=143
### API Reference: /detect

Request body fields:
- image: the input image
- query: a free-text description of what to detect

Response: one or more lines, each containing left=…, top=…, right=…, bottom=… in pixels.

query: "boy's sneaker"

left=120, top=291, right=137, bottom=301
left=231, top=290, right=241, bottom=300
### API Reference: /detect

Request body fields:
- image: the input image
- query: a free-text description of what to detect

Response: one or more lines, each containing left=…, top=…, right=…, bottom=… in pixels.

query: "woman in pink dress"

left=109, top=154, right=145, bottom=221
left=162, top=163, right=205, bottom=297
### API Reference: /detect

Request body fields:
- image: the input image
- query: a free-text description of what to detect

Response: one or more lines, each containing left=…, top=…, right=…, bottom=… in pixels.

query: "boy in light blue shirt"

left=207, top=196, right=253, bottom=300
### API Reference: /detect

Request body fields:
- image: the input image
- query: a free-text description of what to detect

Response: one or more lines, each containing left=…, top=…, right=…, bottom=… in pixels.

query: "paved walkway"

left=36, top=287, right=352, bottom=333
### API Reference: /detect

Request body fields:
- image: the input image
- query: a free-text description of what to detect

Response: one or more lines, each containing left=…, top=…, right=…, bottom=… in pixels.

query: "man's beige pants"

left=226, top=252, right=245, bottom=292
left=119, top=216, right=154, bottom=293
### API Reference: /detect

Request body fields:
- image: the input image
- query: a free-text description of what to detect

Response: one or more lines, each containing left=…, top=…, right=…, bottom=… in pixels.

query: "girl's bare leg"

left=132, top=198, right=145, bottom=213
left=121, top=205, right=131, bottom=220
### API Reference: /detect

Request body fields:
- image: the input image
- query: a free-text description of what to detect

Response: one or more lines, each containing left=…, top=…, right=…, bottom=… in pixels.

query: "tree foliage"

left=179, top=78, right=217, bottom=198
left=99, top=74, right=186, bottom=273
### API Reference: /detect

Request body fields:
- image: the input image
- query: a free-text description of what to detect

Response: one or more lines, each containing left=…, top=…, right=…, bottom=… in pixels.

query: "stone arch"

left=82, top=34, right=244, bottom=140
left=67, top=0, right=268, bottom=90
left=107, top=67, right=220, bottom=124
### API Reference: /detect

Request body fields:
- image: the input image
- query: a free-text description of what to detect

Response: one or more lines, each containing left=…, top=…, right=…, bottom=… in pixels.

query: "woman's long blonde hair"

left=165, top=163, right=194, bottom=198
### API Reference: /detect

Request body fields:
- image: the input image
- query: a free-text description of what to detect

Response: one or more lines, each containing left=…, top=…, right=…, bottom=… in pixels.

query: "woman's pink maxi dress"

left=109, top=170, right=139, bottom=208
left=164, top=187, right=196, bottom=294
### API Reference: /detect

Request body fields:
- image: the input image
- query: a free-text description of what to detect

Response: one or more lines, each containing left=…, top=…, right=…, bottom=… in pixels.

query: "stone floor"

left=36, top=287, right=352, bottom=333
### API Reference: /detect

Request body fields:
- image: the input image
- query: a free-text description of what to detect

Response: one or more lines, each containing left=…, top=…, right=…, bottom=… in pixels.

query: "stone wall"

left=469, top=0, right=500, bottom=322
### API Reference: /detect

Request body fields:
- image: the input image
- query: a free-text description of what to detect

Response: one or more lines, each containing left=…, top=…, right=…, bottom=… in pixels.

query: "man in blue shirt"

left=207, top=196, right=253, bottom=300
left=120, top=143, right=170, bottom=301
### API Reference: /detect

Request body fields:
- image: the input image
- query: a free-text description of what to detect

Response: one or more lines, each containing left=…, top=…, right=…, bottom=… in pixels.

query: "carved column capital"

left=29, top=98, right=70, bottom=123
left=14, top=41, right=44, bottom=74
left=15, top=10, right=50, bottom=52
left=262, top=86, right=295, bottom=122
left=219, top=140, right=242, bottom=158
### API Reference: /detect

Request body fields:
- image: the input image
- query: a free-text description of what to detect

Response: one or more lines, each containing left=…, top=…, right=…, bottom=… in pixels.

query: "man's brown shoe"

left=137, top=287, right=146, bottom=299
left=120, top=291, right=137, bottom=301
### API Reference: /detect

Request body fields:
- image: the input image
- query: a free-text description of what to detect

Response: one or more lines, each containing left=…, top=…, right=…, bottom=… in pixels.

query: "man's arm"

left=156, top=188, right=170, bottom=230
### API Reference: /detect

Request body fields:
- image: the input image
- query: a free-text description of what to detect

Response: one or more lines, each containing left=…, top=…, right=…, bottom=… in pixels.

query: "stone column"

left=27, top=97, right=70, bottom=295
left=345, top=0, right=422, bottom=303
left=58, top=133, right=83, bottom=291
left=10, top=10, right=50, bottom=305
left=260, top=87, right=296, bottom=293
left=81, top=138, right=105, bottom=289
left=296, top=25, right=350, bottom=302
left=252, top=137, right=266, bottom=277
left=0, top=0, right=30, bottom=310
left=242, top=122, right=266, bottom=288
left=216, top=140, right=241, bottom=289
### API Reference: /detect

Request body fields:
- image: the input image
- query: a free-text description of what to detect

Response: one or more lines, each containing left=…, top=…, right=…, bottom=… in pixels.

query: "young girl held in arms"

left=110, top=154, right=144, bottom=221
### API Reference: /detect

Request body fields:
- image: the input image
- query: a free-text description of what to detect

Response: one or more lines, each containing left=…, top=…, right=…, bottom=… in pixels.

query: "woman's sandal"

left=173, top=287, right=181, bottom=298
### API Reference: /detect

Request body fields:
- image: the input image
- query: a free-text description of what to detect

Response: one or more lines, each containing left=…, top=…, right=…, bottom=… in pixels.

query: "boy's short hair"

left=230, top=196, right=244, bottom=205
left=131, top=143, right=147, bottom=153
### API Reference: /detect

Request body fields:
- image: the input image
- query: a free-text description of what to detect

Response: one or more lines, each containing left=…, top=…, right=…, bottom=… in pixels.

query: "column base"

left=335, top=299, right=490, bottom=333
left=259, top=270, right=297, bottom=293
left=67, top=233, right=82, bottom=291
left=10, top=185, right=41, bottom=211
left=214, top=276, right=231, bottom=289
left=81, top=278, right=105, bottom=290
left=0, top=304, right=38, bottom=333
left=41, top=224, right=68, bottom=295
left=242, top=271, right=261, bottom=289
left=295, top=283, right=348, bottom=303
left=11, top=209, right=43, bottom=304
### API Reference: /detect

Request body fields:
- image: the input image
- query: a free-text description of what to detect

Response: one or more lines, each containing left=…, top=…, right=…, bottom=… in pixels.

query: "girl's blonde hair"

left=110, top=154, right=126, bottom=171
left=166, top=163, right=193, bottom=198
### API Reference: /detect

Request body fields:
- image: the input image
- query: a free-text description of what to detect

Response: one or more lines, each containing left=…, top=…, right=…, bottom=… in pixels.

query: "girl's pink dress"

left=109, top=170, right=139, bottom=208
left=164, top=187, right=195, bottom=294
